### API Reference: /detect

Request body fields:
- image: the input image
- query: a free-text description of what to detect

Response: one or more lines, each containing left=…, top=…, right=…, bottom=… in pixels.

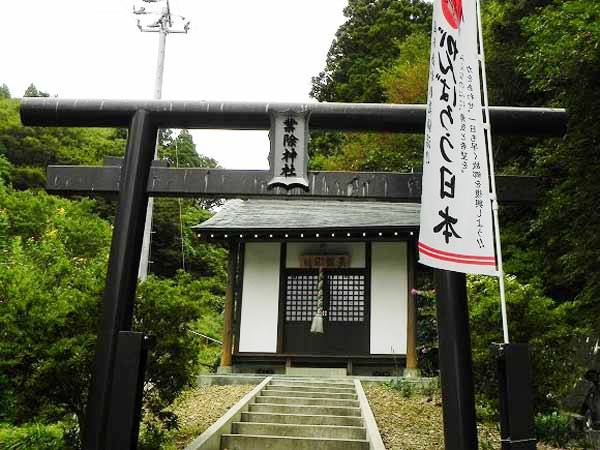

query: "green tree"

left=150, top=199, right=226, bottom=279
left=310, top=0, right=432, bottom=103
left=0, top=84, right=10, bottom=99
left=151, top=129, right=223, bottom=278
left=468, top=275, right=583, bottom=412
left=0, top=185, right=222, bottom=447
left=23, top=84, right=50, bottom=98
left=0, top=98, right=126, bottom=189
left=517, top=0, right=600, bottom=314
left=0, top=188, right=111, bottom=432
left=0, top=155, right=11, bottom=185
left=159, top=129, right=218, bottom=169
left=310, top=31, right=430, bottom=172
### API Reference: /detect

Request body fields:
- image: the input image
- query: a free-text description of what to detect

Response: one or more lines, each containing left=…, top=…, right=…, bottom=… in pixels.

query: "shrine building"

left=193, top=199, right=420, bottom=376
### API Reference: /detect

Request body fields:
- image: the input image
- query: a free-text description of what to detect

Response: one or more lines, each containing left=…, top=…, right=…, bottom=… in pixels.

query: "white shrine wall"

left=370, top=242, right=408, bottom=355
left=238, top=242, right=281, bottom=353
left=237, top=240, right=409, bottom=356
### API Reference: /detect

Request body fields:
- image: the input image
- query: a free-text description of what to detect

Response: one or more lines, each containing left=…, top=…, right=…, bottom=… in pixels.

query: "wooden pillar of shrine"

left=218, top=243, right=238, bottom=373
left=405, top=239, right=420, bottom=377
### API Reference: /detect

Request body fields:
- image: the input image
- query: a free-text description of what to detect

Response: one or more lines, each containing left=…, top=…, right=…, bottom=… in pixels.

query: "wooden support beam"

left=46, top=166, right=540, bottom=203
left=219, top=244, right=238, bottom=372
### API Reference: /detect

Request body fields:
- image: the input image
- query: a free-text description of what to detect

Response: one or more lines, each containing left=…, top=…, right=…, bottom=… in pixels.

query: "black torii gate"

left=20, top=98, right=567, bottom=450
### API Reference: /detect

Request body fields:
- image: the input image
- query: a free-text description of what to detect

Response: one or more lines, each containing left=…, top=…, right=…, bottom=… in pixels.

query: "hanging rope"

left=310, top=267, right=325, bottom=334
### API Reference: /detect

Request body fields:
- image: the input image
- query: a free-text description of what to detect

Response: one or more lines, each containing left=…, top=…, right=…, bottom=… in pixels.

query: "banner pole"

left=475, top=0, right=510, bottom=344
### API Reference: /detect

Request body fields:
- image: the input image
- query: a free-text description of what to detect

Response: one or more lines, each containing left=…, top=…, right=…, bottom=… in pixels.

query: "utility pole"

left=133, top=0, right=190, bottom=280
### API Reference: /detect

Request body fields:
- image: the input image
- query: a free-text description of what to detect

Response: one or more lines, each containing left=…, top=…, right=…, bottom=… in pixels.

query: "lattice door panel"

left=284, top=272, right=319, bottom=322
left=326, top=273, right=366, bottom=322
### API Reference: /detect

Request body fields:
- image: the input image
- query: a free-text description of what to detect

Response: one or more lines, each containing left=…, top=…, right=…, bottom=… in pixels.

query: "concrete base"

left=197, top=374, right=267, bottom=386
left=217, top=365, right=233, bottom=374
left=286, top=367, right=348, bottom=377
left=403, top=367, right=421, bottom=378
left=197, top=372, right=436, bottom=387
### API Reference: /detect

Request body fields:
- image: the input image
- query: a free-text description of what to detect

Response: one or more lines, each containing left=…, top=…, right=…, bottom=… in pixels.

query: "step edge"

left=261, top=391, right=358, bottom=398
left=271, top=380, right=353, bottom=383
left=221, top=433, right=369, bottom=443
left=257, top=395, right=359, bottom=402
left=241, top=412, right=364, bottom=420
left=270, top=380, right=354, bottom=385
left=269, top=384, right=356, bottom=394
left=251, top=403, right=361, bottom=410
left=232, top=421, right=366, bottom=430
left=269, top=383, right=354, bottom=386
left=262, top=389, right=357, bottom=394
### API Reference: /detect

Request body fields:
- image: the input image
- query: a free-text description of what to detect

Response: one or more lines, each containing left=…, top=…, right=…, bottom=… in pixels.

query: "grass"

left=365, top=384, right=568, bottom=450
left=160, top=384, right=256, bottom=449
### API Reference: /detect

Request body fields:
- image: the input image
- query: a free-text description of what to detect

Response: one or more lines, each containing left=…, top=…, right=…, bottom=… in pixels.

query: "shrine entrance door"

left=282, top=268, right=370, bottom=355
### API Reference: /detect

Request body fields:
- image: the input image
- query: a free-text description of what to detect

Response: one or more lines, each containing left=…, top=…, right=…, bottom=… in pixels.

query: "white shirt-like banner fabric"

left=418, top=0, right=497, bottom=275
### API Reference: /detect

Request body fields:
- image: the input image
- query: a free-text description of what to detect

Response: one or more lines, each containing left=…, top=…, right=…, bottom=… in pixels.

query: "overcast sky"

left=1, top=0, right=348, bottom=169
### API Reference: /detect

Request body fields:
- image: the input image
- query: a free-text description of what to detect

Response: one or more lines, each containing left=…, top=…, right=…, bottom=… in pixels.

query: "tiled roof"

left=192, top=199, right=420, bottom=231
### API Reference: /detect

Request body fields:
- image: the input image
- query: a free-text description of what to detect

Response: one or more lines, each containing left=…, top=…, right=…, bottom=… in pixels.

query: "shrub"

left=421, top=377, right=440, bottom=400
left=468, top=274, right=583, bottom=413
left=386, top=379, right=417, bottom=398
left=0, top=423, right=64, bottom=450
left=475, top=395, right=498, bottom=423
left=534, top=412, right=574, bottom=448
left=0, top=186, right=223, bottom=447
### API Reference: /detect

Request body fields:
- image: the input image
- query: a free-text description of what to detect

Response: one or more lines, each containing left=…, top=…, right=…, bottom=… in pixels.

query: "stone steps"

left=219, top=377, right=371, bottom=449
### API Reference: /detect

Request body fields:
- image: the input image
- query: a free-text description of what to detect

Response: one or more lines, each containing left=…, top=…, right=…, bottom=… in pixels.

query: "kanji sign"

left=268, top=110, right=310, bottom=189
left=300, top=254, right=351, bottom=269
left=418, top=0, right=497, bottom=275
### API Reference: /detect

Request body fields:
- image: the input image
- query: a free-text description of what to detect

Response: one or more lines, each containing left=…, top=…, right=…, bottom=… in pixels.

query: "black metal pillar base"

left=435, top=269, right=478, bottom=450
left=495, top=343, right=537, bottom=450
left=106, top=332, right=149, bottom=450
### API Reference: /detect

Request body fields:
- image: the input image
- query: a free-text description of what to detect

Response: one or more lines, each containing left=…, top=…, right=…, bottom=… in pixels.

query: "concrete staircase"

left=221, top=377, right=370, bottom=450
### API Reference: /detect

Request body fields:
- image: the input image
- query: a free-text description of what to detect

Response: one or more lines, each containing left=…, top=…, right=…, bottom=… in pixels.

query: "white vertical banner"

left=418, top=0, right=497, bottom=275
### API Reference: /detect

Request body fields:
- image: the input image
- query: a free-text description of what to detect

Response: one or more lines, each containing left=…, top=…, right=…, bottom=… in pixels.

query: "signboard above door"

left=300, top=254, right=351, bottom=269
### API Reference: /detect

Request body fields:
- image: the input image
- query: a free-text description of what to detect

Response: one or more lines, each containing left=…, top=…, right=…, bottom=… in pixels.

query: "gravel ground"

left=365, top=384, right=564, bottom=450
left=168, top=384, right=256, bottom=449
